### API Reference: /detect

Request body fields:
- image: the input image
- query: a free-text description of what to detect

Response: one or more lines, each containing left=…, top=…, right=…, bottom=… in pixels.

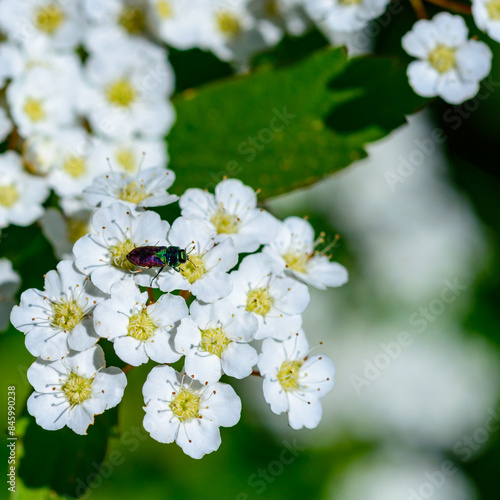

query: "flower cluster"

left=12, top=177, right=346, bottom=458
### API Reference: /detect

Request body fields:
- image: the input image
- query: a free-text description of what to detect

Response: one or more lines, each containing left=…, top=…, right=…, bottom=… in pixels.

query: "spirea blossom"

left=402, top=13, right=492, bottom=104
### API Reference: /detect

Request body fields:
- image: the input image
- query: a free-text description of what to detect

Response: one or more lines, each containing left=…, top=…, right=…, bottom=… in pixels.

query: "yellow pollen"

left=24, top=98, right=46, bottom=122
left=52, top=300, right=84, bottom=331
left=216, top=11, right=242, bottom=38
left=115, top=149, right=137, bottom=173
left=118, top=5, right=145, bottom=34
left=283, top=252, right=309, bottom=273
left=487, top=0, right=500, bottom=19
left=66, top=219, right=89, bottom=243
left=170, top=389, right=201, bottom=421
left=34, top=4, right=65, bottom=34
left=119, top=181, right=150, bottom=204
left=200, top=328, right=231, bottom=357
left=178, top=254, right=206, bottom=284
left=211, top=210, right=239, bottom=235
left=109, top=239, right=137, bottom=271
left=246, top=287, right=273, bottom=316
left=428, top=45, right=456, bottom=73
left=0, top=184, right=20, bottom=208
left=106, top=79, right=137, bottom=107
left=128, top=309, right=156, bottom=341
left=156, top=0, right=173, bottom=18
left=62, top=373, right=93, bottom=406
left=63, top=156, right=87, bottom=178
left=277, top=360, right=303, bottom=391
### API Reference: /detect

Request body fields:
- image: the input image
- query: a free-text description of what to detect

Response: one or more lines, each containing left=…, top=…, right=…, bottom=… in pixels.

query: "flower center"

left=62, top=156, right=87, bottom=178
left=106, top=79, right=137, bottom=108
left=338, top=0, right=363, bottom=4
left=283, top=251, right=309, bottom=273
left=128, top=309, right=156, bottom=341
left=487, top=0, right=500, bottom=19
left=119, top=181, right=150, bottom=204
left=170, top=389, right=201, bottom=421
left=216, top=11, right=242, bottom=38
left=156, top=0, right=173, bottom=18
left=52, top=300, right=84, bottom=331
left=211, top=210, right=239, bottom=234
left=115, top=148, right=137, bottom=173
left=0, top=184, right=20, bottom=208
left=24, top=98, right=46, bottom=122
left=62, top=373, right=93, bottom=406
left=428, top=45, right=456, bottom=73
left=277, top=360, right=303, bottom=391
left=66, top=219, right=89, bottom=243
left=109, top=239, right=137, bottom=271
left=178, top=254, right=206, bottom=284
left=246, top=287, right=273, bottom=316
left=35, top=4, right=65, bottom=34
left=118, top=5, right=145, bottom=34
left=200, top=327, right=231, bottom=357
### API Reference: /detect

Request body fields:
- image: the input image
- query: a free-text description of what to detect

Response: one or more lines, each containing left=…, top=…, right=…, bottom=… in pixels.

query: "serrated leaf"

left=167, top=47, right=427, bottom=199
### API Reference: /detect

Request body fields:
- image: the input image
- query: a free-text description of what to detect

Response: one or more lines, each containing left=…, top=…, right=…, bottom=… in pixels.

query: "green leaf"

left=167, top=47, right=426, bottom=199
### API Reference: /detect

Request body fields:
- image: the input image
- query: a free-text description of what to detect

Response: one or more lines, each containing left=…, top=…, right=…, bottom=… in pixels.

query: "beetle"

left=126, top=245, right=193, bottom=284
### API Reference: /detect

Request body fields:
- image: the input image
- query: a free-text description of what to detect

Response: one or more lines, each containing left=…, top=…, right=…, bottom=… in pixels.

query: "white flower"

left=304, top=0, right=390, bottom=33
left=0, top=107, right=13, bottom=143
left=10, top=260, right=105, bottom=360
left=249, top=0, right=310, bottom=39
left=0, top=258, right=20, bottom=331
left=0, top=0, right=83, bottom=51
left=402, top=13, right=492, bottom=104
left=73, top=203, right=170, bottom=294
left=0, top=151, right=49, bottom=229
left=180, top=178, right=280, bottom=253
left=138, top=217, right=238, bottom=302
left=198, top=0, right=272, bottom=64
left=258, top=330, right=335, bottom=429
left=81, top=37, right=175, bottom=140
left=94, top=280, right=187, bottom=366
left=43, top=128, right=105, bottom=198
left=227, top=253, right=310, bottom=340
left=143, top=364, right=241, bottom=459
left=175, top=299, right=259, bottom=383
left=147, top=0, right=207, bottom=50
left=40, top=208, right=93, bottom=260
left=7, top=65, right=78, bottom=137
left=472, top=0, right=500, bottom=42
left=83, top=167, right=178, bottom=211
left=263, top=216, right=348, bottom=289
left=87, top=137, right=168, bottom=175
left=27, top=345, right=127, bottom=435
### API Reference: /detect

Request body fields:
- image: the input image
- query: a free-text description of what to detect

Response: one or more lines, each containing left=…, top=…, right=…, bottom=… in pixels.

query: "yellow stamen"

left=119, top=181, right=150, bottom=204
left=246, top=288, right=273, bottom=316
left=0, top=185, right=20, bottom=208
left=24, top=98, right=46, bottom=122
left=106, top=79, right=137, bottom=107
left=62, top=373, right=93, bottom=406
left=128, top=309, right=156, bottom=341
left=62, top=156, right=86, bottom=178
left=52, top=300, right=84, bottom=331
left=109, top=239, right=137, bottom=271
left=216, top=11, right=242, bottom=38
left=277, top=360, right=303, bottom=391
left=428, top=45, right=456, bottom=73
left=170, top=389, right=201, bottom=421
left=178, top=255, right=206, bottom=284
left=211, top=210, right=239, bottom=234
left=34, top=4, right=65, bottom=34
left=200, top=328, right=231, bottom=357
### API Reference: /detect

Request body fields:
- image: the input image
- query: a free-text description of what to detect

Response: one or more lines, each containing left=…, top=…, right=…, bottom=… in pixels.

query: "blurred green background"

left=2, top=4, right=500, bottom=500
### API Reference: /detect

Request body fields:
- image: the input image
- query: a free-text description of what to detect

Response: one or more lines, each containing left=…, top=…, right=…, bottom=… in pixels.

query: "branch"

left=423, top=0, right=472, bottom=14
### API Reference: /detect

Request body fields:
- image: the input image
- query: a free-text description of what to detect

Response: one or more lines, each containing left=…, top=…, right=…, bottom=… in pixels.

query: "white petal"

left=407, top=61, right=439, bottom=98
left=455, top=39, right=492, bottom=82
left=185, top=352, right=222, bottom=384
left=287, top=393, right=323, bottom=430
left=221, top=343, right=258, bottom=379
left=262, top=377, right=289, bottom=415
left=176, top=419, right=221, bottom=459
left=200, top=382, right=241, bottom=427
left=113, top=336, right=149, bottom=366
